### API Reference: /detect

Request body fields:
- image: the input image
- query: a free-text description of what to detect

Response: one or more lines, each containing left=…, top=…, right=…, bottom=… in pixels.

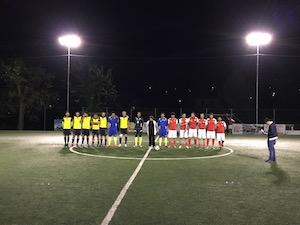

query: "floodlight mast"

left=58, top=35, right=81, bottom=112
left=246, top=32, right=272, bottom=124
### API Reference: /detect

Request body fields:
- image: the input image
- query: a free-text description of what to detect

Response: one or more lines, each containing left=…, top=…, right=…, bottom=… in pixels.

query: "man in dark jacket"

left=263, top=118, right=278, bottom=163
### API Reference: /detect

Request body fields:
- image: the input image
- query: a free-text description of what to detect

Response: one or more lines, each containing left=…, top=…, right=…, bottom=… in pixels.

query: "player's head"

left=83, top=111, right=88, bottom=117
left=65, top=111, right=70, bottom=117
left=160, top=113, right=165, bottom=118
left=75, top=111, right=80, bottom=117
left=111, top=111, right=116, bottom=117
left=265, top=117, right=271, bottom=125
left=149, top=115, right=154, bottom=121
left=218, top=117, right=222, bottom=121
left=137, top=112, right=141, bottom=117
left=191, top=112, right=195, bottom=118
left=93, top=114, right=98, bottom=118
left=171, top=112, right=176, bottom=118
left=181, top=113, right=186, bottom=118
left=200, top=113, right=204, bottom=119
left=122, top=111, right=126, bottom=117
left=101, top=111, right=105, bottom=117
left=209, top=113, right=213, bottom=119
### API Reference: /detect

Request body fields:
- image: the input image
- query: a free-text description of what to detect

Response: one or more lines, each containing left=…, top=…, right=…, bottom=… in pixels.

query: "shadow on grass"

left=59, top=147, right=72, bottom=156
left=266, top=163, right=290, bottom=186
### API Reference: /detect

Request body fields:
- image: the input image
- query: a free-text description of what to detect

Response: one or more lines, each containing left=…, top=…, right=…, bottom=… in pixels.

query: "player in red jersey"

left=217, top=117, right=227, bottom=149
left=168, top=112, right=178, bottom=148
left=188, top=112, right=198, bottom=148
left=179, top=113, right=189, bottom=148
left=206, top=113, right=217, bottom=149
left=197, top=113, right=207, bottom=148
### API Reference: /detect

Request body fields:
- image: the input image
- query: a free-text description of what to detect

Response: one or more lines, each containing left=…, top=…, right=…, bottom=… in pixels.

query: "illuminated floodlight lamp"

left=58, top=34, right=81, bottom=48
left=246, top=32, right=272, bottom=46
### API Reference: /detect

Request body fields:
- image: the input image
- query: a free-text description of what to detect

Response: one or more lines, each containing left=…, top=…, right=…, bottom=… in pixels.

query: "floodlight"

left=58, top=35, right=81, bottom=48
left=246, top=32, right=272, bottom=46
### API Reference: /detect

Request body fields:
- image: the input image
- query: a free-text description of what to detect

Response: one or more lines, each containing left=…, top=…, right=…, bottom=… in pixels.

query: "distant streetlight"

left=58, top=34, right=81, bottom=112
left=246, top=32, right=272, bottom=124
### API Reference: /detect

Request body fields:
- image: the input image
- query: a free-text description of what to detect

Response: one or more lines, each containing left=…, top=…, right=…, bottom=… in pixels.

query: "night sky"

left=1, top=0, right=300, bottom=109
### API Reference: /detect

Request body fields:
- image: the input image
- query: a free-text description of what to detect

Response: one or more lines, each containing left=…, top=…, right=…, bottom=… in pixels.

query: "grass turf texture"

left=0, top=131, right=299, bottom=225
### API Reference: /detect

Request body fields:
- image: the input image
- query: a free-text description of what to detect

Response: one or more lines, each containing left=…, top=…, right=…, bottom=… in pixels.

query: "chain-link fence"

left=2, top=106, right=299, bottom=130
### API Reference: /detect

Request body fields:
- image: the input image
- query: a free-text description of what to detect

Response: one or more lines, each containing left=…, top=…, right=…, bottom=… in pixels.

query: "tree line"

left=0, top=58, right=117, bottom=130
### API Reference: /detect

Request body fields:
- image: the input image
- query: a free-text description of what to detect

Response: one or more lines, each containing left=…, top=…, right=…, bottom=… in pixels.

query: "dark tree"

left=1, top=59, right=54, bottom=130
left=75, top=63, right=117, bottom=109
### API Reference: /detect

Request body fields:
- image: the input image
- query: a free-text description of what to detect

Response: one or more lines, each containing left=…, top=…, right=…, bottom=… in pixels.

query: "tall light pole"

left=58, top=34, right=81, bottom=112
left=246, top=32, right=272, bottom=124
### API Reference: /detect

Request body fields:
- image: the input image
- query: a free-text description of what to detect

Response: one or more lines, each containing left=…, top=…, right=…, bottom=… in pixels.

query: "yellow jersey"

left=73, top=116, right=82, bottom=129
left=92, top=118, right=100, bottom=130
left=100, top=116, right=107, bottom=128
left=63, top=117, right=72, bottom=129
left=120, top=116, right=129, bottom=129
left=82, top=116, right=91, bottom=129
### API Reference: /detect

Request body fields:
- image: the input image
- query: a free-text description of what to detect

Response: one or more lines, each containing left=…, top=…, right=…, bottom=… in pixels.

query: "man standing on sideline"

left=146, top=115, right=157, bottom=149
left=226, top=114, right=235, bottom=134
left=262, top=118, right=278, bottom=163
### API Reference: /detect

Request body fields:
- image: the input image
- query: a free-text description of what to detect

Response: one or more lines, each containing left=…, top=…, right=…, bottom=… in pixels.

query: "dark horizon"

left=1, top=0, right=300, bottom=109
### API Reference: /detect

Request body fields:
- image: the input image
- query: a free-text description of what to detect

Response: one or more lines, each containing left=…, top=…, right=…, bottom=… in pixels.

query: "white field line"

left=100, top=136, right=159, bottom=225
left=69, top=146, right=234, bottom=161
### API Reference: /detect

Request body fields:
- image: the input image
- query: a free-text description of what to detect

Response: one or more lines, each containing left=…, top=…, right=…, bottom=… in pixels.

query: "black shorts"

left=73, top=129, right=81, bottom=136
left=135, top=129, right=142, bottom=137
left=82, top=129, right=90, bottom=136
left=63, top=129, right=71, bottom=135
left=100, top=128, right=107, bottom=136
left=120, top=128, right=128, bottom=135
left=92, top=130, right=99, bottom=135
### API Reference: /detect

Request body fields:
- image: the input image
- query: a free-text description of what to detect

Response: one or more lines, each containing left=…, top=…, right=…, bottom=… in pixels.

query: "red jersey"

left=179, top=118, right=187, bottom=130
left=198, top=119, right=207, bottom=129
left=217, top=121, right=227, bottom=133
left=188, top=117, right=198, bottom=129
left=168, top=118, right=178, bottom=130
left=207, top=118, right=217, bottom=131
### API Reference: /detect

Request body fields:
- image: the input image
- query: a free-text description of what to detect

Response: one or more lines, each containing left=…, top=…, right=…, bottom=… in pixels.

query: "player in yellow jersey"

left=119, top=111, right=130, bottom=147
left=71, top=111, right=82, bottom=147
left=91, top=114, right=100, bottom=146
left=81, top=112, right=91, bottom=146
left=99, top=111, right=108, bottom=147
left=62, top=111, right=72, bottom=147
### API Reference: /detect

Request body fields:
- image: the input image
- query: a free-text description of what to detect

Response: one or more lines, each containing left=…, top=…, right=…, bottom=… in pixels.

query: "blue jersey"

left=108, top=116, right=119, bottom=130
left=158, top=117, right=168, bottom=131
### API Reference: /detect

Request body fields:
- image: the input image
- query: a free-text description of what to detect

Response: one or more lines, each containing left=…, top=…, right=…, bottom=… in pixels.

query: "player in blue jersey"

left=158, top=113, right=168, bottom=147
left=107, top=111, right=119, bottom=147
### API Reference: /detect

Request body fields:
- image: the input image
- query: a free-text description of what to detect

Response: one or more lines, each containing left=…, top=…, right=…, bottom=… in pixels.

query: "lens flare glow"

left=246, top=32, right=272, bottom=46
left=58, top=35, right=81, bottom=48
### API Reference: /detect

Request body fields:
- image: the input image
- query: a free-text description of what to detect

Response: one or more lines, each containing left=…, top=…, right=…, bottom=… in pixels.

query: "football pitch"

left=0, top=131, right=300, bottom=225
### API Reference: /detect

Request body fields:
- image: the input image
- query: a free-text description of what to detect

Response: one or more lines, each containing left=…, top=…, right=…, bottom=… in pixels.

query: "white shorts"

left=188, top=129, right=197, bottom=138
left=217, top=133, right=225, bottom=142
left=179, top=130, right=188, bottom=138
left=207, top=131, right=216, bottom=139
left=168, top=130, right=177, bottom=138
left=228, top=125, right=233, bottom=130
left=198, top=129, right=206, bottom=139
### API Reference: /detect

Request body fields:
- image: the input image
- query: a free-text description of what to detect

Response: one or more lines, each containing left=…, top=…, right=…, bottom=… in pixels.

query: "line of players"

left=157, top=112, right=226, bottom=149
left=62, top=111, right=226, bottom=149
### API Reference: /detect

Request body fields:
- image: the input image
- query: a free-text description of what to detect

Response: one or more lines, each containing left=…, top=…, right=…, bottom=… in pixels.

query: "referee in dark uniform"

left=263, top=117, right=278, bottom=163
left=134, top=112, right=144, bottom=147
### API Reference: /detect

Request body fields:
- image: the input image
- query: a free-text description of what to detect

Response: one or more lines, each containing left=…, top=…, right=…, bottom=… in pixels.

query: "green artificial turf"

left=0, top=131, right=299, bottom=225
